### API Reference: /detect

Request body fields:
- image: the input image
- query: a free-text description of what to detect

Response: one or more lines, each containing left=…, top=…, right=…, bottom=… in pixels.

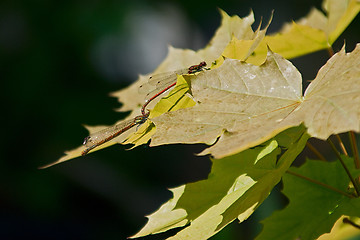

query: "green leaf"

left=132, top=125, right=309, bottom=239
left=257, top=157, right=360, bottom=240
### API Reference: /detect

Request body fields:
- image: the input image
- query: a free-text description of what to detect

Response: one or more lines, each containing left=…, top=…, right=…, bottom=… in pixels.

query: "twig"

left=306, top=142, right=327, bottom=161
left=286, top=170, right=354, bottom=198
left=327, top=138, right=360, bottom=196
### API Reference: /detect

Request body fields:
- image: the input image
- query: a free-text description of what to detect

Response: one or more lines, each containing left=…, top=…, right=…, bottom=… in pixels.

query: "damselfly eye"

left=83, top=136, right=90, bottom=145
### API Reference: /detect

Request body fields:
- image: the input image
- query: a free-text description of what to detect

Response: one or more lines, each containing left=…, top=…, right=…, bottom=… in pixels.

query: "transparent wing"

left=138, top=69, right=188, bottom=100
left=83, top=118, right=136, bottom=147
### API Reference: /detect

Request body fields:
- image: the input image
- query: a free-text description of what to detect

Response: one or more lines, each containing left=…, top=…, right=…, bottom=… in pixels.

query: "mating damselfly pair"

left=81, top=61, right=209, bottom=155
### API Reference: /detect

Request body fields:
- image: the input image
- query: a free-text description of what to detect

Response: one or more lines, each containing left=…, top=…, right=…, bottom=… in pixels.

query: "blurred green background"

left=2, top=0, right=359, bottom=239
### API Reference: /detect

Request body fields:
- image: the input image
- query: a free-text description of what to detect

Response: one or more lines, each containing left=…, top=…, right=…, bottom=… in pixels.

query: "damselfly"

left=139, top=61, right=208, bottom=116
left=81, top=113, right=148, bottom=156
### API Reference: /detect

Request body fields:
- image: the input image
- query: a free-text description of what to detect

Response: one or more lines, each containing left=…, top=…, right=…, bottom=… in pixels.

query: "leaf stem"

left=335, top=134, right=348, bottom=156
left=349, top=131, right=360, bottom=187
left=327, top=138, right=360, bottom=197
left=327, top=46, right=334, bottom=57
left=306, top=142, right=327, bottom=161
left=349, top=131, right=360, bottom=169
left=286, top=170, right=354, bottom=198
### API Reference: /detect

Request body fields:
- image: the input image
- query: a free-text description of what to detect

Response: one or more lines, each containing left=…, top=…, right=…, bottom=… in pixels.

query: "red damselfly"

left=81, top=113, right=148, bottom=156
left=139, top=61, right=208, bottom=116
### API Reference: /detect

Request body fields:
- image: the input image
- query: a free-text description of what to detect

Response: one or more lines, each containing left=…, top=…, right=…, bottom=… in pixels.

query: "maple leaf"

left=259, top=0, right=360, bottom=59
left=223, top=0, right=360, bottom=63
left=45, top=10, right=270, bottom=167
left=150, top=44, right=360, bottom=159
left=111, top=10, right=263, bottom=114
left=48, top=2, right=359, bottom=166
left=257, top=157, right=360, bottom=240
left=132, top=126, right=309, bottom=239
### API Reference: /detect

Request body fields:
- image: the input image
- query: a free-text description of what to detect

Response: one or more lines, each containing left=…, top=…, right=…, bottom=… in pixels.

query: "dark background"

left=2, top=0, right=359, bottom=239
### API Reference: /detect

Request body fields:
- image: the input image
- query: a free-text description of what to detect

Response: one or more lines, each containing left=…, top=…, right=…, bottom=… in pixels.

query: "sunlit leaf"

left=286, top=44, right=360, bottom=139
left=151, top=49, right=303, bottom=158
left=133, top=126, right=309, bottom=239
left=222, top=14, right=272, bottom=65
left=130, top=186, right=188, bottom=238
left=41, top=113, right=145, bottom=168
left=49, top=10, right=270, bottom=166
left=52, top=3, right=360, bottom=168
left=262, top=24, right=328, bottom=59
left=258, top=0, right=360, bottom=59
left=151, top=45, right=360, bottom=158
left=111, top=9, right=258, bottom=114
left=317, top=216, right=360, bottom=240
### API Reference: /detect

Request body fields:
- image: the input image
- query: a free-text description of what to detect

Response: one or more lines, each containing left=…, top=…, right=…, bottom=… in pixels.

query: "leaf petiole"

left=306, top=142, right=327, bottom=162
left=327, top=138, right=360, bottom=197
left=349, top=131, right=360, bottom=187
left=335, top=134, right=348, bottom=156
left=349, top=131, right=360, bottom=169
left=327, top=46, right=334, bottom=57
left=286, top=170, right=355, bottom=198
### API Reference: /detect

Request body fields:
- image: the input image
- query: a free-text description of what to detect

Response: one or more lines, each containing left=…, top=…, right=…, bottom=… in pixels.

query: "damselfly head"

left=188, top=61, right=207, bottom=73
left=134, top=114, right=148, bottom=124
left=83, top=136, right=91, bottom=145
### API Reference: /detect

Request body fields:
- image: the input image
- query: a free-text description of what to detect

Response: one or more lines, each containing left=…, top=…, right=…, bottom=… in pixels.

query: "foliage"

left=257, top=157, right=360, bottom=240
left=50, top=0, right=360, bottom=239
left=132, top=126, right=309, bottom=239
